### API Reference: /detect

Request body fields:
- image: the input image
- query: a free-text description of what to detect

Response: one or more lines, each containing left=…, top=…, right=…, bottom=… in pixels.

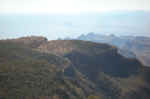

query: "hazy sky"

left=0, top=0, right=150, bottom=14
left=0, top=0, right=150, bottom=40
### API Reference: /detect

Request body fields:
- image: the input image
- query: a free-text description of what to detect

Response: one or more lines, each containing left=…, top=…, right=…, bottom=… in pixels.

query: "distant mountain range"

left=0, top=36, right=150, bottom=99
left=64, top=33, right=150, bottom=66
left=0, top=11, right=150, bottom=39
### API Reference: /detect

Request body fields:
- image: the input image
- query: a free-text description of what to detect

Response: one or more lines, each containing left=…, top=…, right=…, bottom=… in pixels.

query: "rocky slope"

left=0, top=41, right=100, bottom=99
left=73, top=33, right=150, bottom=66
left=0, top=36, right=150, bottom=99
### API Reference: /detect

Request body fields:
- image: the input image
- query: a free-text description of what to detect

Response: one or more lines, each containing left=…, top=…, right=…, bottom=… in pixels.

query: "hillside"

left=37, top=40, right=141, bottom=78
left=37, top=39, right=150, bottom=99
left=122, top=36, right=150, bottom=67
left=73, top=33, right=150, bottom=66
left=0, top=37, right=150, bottom=99
left=0, top=41, right=99, bottom=99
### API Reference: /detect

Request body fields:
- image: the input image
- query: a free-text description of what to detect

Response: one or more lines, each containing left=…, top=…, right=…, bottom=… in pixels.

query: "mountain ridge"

left=0, top=36, right=150, bottom=99
left=64, top=33, right=150, bottom=66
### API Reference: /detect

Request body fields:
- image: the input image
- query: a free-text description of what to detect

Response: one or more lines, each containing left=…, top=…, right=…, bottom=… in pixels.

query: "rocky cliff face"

left=74, top=33, right=150, bottom=66
left=122, top=36, right=150, bottom=66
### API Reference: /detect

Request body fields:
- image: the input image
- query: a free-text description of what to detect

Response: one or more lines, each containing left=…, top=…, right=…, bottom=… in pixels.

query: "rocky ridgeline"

left=1, top=36, right=48, bottom=48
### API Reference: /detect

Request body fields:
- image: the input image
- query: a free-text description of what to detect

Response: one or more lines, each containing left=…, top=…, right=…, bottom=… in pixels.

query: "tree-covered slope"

left=37, top=39, right=150, bottom=99
left=37, top=40, right=142, bottom=77
left=0, top=41, right=99, bottom=99
left=0, top=37, right=150, bottom=99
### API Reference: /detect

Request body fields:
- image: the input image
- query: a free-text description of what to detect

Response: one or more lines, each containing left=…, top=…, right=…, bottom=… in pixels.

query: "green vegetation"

left=88, top=95, right=100, bottom=99
left=0, top=41, right=88, bottom=99
left=0, top=37, right=150, bottom=99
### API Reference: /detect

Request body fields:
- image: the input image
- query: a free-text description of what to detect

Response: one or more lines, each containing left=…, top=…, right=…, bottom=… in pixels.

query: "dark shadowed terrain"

left=66, top=33, right=150, bottom=67
left=0, top=36, right=150, bottom=99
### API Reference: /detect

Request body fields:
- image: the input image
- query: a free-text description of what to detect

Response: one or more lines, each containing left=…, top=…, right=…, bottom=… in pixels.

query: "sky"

left=0, top=0, right=150, bottom=39
left=0, top=0, right=150, bottom=14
